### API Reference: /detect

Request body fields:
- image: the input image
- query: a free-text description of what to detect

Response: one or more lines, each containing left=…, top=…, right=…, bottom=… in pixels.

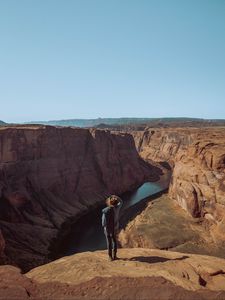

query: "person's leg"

left=112, top=232, right=118, bottom=259
left=104, top=228, right=113, bottom=259
left=108, top=235, right=113, bottom=259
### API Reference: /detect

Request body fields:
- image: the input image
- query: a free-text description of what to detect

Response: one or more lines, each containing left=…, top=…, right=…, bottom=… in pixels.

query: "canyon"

left=0, top=125, right=225, bottom=268
left=0, top=123, right=225, bottom=299
left=0, top=125, right=162, bottom=271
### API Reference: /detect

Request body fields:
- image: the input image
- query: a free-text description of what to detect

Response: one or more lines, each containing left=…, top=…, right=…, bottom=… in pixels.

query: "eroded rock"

left=131, top=127, right=225, bottom=223
left=0, top=125, right=161, bottom=271
left=24, top=248, right=225, bottom=298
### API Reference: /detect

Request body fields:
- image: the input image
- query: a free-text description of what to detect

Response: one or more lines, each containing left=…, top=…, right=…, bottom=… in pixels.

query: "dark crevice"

left=210, top=270, right=225, bottom=276
left=198, top=275, right=207, bottom=287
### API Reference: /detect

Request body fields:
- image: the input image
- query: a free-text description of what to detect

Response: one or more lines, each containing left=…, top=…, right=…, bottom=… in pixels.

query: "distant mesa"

left=27, top=117, right=225, bottom=128
left=95, top=123, right=115, bottom=129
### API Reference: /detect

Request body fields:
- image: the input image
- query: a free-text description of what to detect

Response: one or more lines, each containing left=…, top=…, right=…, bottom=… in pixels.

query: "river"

left=60, top=174, right=170, bottom=256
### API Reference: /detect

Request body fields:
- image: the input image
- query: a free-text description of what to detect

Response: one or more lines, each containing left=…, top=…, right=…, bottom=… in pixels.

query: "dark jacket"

left=102, top=206, right=115, bottom=233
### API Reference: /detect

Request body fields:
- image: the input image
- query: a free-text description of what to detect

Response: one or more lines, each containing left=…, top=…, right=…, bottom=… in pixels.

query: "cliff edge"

left=1, top=248, right=225, bottom=299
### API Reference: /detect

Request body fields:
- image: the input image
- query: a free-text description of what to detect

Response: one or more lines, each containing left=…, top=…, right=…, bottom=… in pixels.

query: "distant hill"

left=0, top=120, right=6, bottom=126
left=27, top=117, right=225, bottom=128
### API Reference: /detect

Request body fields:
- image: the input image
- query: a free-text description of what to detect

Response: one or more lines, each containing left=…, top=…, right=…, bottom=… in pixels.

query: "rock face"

left=132, top=127, right=225, bottom=220
left=119, top=194, right=225, bottom=258
left=0, top=125, right=161, bottom=271
left=126, top=127, right=225, bottom=252
left=132, top=128, right=191, bottom=164
left=169, top=140, right=225, bottom=217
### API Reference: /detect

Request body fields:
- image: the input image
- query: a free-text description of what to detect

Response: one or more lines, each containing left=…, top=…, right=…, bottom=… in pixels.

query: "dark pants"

left=104, top=227, right=117, bottom=258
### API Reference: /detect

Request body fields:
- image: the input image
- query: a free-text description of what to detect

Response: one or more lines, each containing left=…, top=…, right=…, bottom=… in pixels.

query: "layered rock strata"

left=0, top=125, right=160, bottom=271
left=119, top=194, right=225, bottom=257
left=132, top=127, right=225, bottom=221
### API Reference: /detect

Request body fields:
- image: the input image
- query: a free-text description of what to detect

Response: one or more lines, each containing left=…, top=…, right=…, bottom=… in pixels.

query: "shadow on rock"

left=128, top=255, right=189, bottom=264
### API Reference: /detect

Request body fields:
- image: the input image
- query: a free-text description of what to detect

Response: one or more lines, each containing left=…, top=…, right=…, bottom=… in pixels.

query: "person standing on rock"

left=102, top=195, right=123, bottom=261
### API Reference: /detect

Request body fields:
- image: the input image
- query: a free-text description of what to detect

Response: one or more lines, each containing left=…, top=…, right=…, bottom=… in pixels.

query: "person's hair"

left=106, top=195, right=119, bottom=207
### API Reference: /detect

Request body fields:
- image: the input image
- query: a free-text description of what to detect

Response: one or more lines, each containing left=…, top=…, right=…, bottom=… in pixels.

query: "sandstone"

left=23, top=248, right=225, bottom=299
left=26, top=248, right=225, bottom=291
left=0, top=125, right=161, bottom=271
left=131, top=127, right=225, bottom=236
left=118, top=194, right=225, bottom=258
left=1, top=261, right=225, bottom=299
left=1, top=124, right=225, bottom=273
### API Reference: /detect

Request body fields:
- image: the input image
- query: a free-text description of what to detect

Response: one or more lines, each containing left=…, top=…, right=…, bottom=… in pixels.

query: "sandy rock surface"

left=27, top=248, right=225, bottom=292
left=2, top=248, right=225, bottom=299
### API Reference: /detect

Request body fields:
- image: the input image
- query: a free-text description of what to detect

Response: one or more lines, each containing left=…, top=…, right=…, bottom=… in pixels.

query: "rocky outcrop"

left=26, top=248, right=225, bottom=292
left=2, top=248, right=223, bottom=299
left=119, top=194, right=225, bottom=258
left=2, top=250, right=225, bottom=299
left=0, top=125, right=161, bottom=271
left=169, top=140, right=225, bottom=217
left=131, top=127, right=225, bottom=220
left=132, top=128, right=192, bottom=164
left=126, top=127, right=225, bottom=252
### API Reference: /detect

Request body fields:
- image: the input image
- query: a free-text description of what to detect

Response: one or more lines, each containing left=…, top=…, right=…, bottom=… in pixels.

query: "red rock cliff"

left=0, top=125, right=160, bottom=271
left=132, top=127, right=225, bottom=220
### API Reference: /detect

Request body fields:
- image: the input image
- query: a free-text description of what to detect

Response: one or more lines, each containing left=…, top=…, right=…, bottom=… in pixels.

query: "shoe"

left=113, top=255, right=119, bottom=260
left=108, top=256, right=113, bottom=261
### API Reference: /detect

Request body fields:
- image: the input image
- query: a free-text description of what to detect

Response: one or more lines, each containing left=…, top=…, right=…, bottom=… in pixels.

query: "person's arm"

left=102, top=212, right=106, bottom=227
left=116, top=197, right=123, bottom=207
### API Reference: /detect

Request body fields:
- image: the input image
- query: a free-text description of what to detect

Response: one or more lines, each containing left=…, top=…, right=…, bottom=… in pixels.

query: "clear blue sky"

left=0, top=0, right=225, bottom=123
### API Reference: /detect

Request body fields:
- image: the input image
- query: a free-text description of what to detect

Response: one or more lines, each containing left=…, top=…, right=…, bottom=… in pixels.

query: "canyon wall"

left=133, top=128, right=193, bottom=164
left=0, top=125, right=160, bottom=271
left=117, top=127, right=225, bottom=254
left=1, top=124, right=224, bottom=270
left=132, top=127, right=225, bottom=222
